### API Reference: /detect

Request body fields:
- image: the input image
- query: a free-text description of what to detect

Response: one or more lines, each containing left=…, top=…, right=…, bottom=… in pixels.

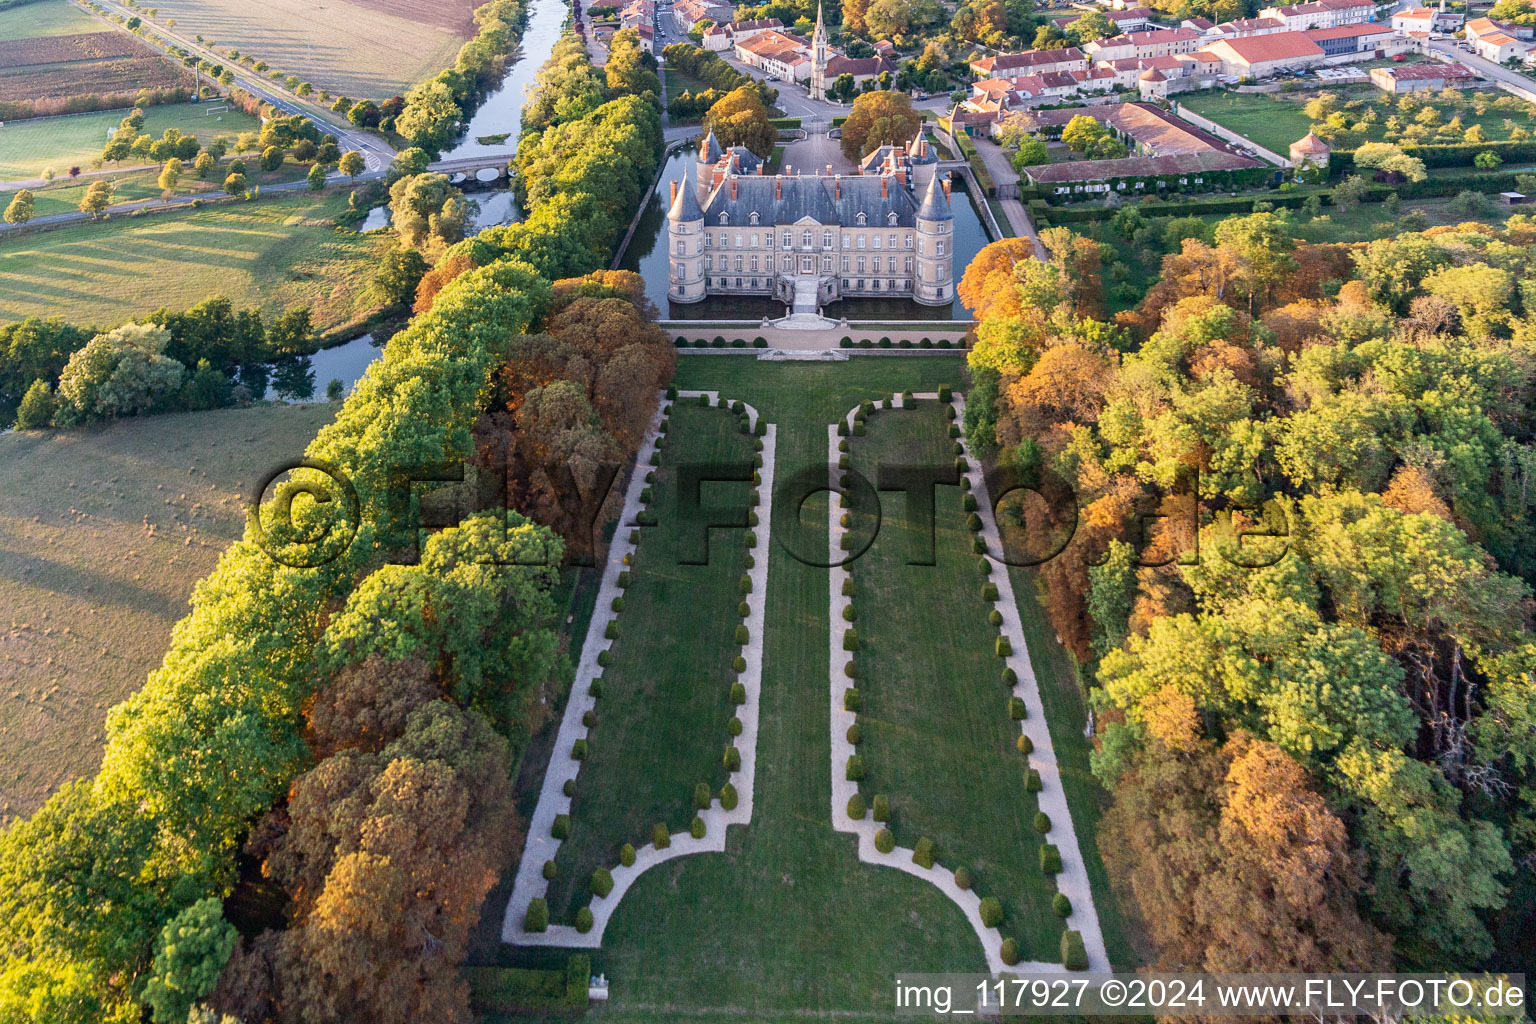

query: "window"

left=735, top=233, right=743, bottom=248
left=905, top=234, right=912, bottom=249
left=857, top=256, right=865, bottom=273
left=887, top=212, right=898, bottom=226
left=782, top=231, right=791, bottom=248
left=888, top=233, right=896, bottom=248
left=782, top=255, right=792, bottom=271
left=823, top=230, right=833, bottom=247
left=856, top=212, right=867, bottom=225
left=802, top=230, right=812, bottom=248
left=904, top=256, right=912, bottom=273
left=734, top=256, right=743, bottom=271
left=719, top=212, right=729, bottom=224
left=936, top=241, right=945, bottom=257
left=857, top=235, right=866, bottom=249
left=823, top=254, right=832, bottom=272
left=873, top=279, right=882, bottom=291
left=676, top=241, right=685, bottom=255
left=705, top=233, right=713, bottom=248
left=842, top=233, right=850, bottom=247
left=749, top=211, right=759, bottom=225
left=705, top=256, right=713, bottom=270
left=751, top=256, right=759, bottom=272
left=842, top=255, right=850, bottom=272
left=751, top=233, right=759, bottom=248
left=872, top=234, right=881, bottom=249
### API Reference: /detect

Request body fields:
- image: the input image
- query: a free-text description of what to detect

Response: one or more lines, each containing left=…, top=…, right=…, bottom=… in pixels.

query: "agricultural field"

left=0, top=101, right=259, bottom=181
left=0, top=191, right=391, bottom=334
left=472, top=360, right=1141, bottom=1021
left=0, top=0, right=100, bottom=39
left=137, top=0, right=479, bottom=98
left=0, top=402, right=339, bottom=823
left=1177, top=84, right=1536, bottom=155
left=0, top=11, right=191, bottom=103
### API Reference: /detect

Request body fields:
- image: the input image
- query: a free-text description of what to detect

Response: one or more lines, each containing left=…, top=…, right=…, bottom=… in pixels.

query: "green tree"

left=1009, top=137, right=1048, bottom=170
left=223, top=171, right=247, bottom=196
left=1060, top=114, right=1109, bottom=154
left=157, top=157, right=182, bottom=192
left=193, top=151, right=217, bottom=179
left=1067, top=9, right=1114, bottom=41
left=55, top=323, right=185, bottom=423
left=830, top=72, right=857, bottom=103
left=141, top=898, right=236, bottom=1023
left=78, top=180, right=113, bottom=218
left=373, top=247, right=429, bottom=306
left=338, top=150, right=365, bottom=181
left=14, top=378, right=56, bottom=429
left=3, top=188, right=35, bottom=225
left=306, top=163, right=327, bottom=191
left=395, top=78, right=462, bottom=150
left=259, top=145, right=285, bottom=172
left=388, top=172, right=473, bottom=253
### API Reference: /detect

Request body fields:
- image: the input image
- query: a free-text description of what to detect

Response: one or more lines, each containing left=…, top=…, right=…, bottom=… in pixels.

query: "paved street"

left=1430, top=38, right=1536, bottom=97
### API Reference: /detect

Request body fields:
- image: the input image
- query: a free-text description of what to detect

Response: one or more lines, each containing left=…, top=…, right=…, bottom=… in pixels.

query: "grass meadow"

left=474, top=359, right=1143, bottom=1022
left=543, top=399, right=753, bottom=923
left=848, top=399, right=1063, bottom=963
left=0, top=0, right=101, bottom=40
left=0, top=402, right=339, bottom=823
left=0, top=101, right=260, bottom=182
left=0, top=191, right=391, bottom=334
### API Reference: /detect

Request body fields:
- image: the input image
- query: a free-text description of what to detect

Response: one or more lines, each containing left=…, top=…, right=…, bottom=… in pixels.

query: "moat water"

left=618, top=145, right=993, bottom=322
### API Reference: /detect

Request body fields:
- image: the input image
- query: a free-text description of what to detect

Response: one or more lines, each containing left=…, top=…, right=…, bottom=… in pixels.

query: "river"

left=618, top=146, right=994, bottom=322
left=441, top=0, right=571, bottom=162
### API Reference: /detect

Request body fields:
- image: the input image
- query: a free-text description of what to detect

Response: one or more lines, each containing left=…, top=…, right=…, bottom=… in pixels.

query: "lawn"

left=472, top=359, right=1142, bottom=1022
left=0, top=401, right=339, bottom=823
left=0, top=0, right=100, bottom=40
left=9, top=156, right=314, bottom=217
left=1177, top=85, right=1536, bottom=155
left=140, top=0, right=477, bottom=99
left=0, top=190, right=391, bottom=335
left=848, top=399, right=1063, bottom=962
left=0, top=101, right=260, bottom=182
left=543, top=399, right=753, bottom=923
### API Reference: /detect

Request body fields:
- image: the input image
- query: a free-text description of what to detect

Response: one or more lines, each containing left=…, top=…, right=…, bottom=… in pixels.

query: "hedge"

left=982, top=581, right=998, bottom=601
left=728, top=715, right=743, bottom=736
left=846, top=721, right=862, bottom=744
left=938, top=385, right=952, bottom=402
left=572, top=738, right=588, bottom=760
left=997, top=636, right=1012, bottom=657
left=979, top=896, right=1003, bottom=928
left=731, top=681, right=747, bottom=704
left=989, top=608, right=1003, bottom=625
left=847, top=792, right=867, bottom=819
left=464, top=956, right=589, bottom=1012
left=843, top=628, right=860, bottom=651
left=1053, top=892, right=1072, bottom=918
left=1062, top=930, right=1088, bottom=970
left=542, top=859, right=557, bottom=880
left=590, top=866, right=614, bottom=897
left=1040, top=844, right=1062, bottom=874
left=735, top=624, right=749, bottom=645
left=912, top=837, right=936, bottom=869
left=582, top=709, right=596, bottom=728
left=721, top=781, right=739, bottom=810
left=590, top=678, right=605, bottom=698
left=875, top=828, right=895, bottom=854
left=523, top=898, right=550, bottom=933
left=844, top=687, right=862, bottom=712
left=1002, top=667, right=1017, bottom=687
left=563, top=778, right=577, bottom=797
left=873, top=794, right=890, bottom=821
left=620, top=842, right=636, bottom=867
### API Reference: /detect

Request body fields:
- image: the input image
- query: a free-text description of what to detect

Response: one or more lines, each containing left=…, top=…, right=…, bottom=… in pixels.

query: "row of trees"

left=960, top=212, right=1536, bottom=972
left=396, top=0, right=532, bottom=152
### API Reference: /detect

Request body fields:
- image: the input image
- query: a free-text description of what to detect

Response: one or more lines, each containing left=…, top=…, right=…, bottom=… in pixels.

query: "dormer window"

left=749, top=211, right=759, bottom=225
left=887, top=212, right=898, bottom=225
left=856, top=212, right=867, bottom=226
left=718, top=212, right=729, bottom=224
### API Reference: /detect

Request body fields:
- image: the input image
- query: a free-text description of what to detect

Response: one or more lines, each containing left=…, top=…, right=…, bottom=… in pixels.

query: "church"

left=666, top=127, right=957, bottom=311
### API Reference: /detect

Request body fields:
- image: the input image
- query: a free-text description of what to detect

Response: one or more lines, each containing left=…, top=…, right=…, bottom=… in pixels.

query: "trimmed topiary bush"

left=563, top=778, right=577, bottom=797
left=739, top=573, right=752, bottom=594
left=605, top=620, right=619, bottom=640
left=620, top=842, right=637, bottom=867
left=963, top=493, right=978, bottom=513
left=728, top=715, right=743, bottom=736
left=572, top=738, right=589, bottom=760
left=1001, top=937, right=1021, bottom=965
left=576, top=906, right=595, bottom=933
left=1026, top=768, right=1042, bottom=791
left=842, top=604, right=857, bottom=622
left=724, top=745, right=741, bottom=771
left=846, top=722, right=862, bottom=744
left=1034, top=811, right=1052, bottom=834
left=730, top=681, right=747, bottom=704
left=543, top=859, right=557, bottom=880
left=590, top=678, right=604, bottom=698
left=847, top=792, right=866, bottom=819
left=967, top=512, right=982, bottom=532
left=949, top=424, right=961, bottom=438
left=1062, top=930, right=1088, bottom=970
left=843, top=628, right=860, bottom=651
left=837, top=420, right=849, bottom=436
left=721, top=782, right=738, bottom=810
left=938, top=386, right=952, bottom=402
left=582, top=709, right=597, bottom=728
left=842, top=576, right=854, bottom=597
left=694, top=782, right=712, bottom=810
left=844, top=661, right=858, bottom=679
left=618, top=570, right=631, bottom=588
left=979, top=896, right=1003, bottom=928
left=591, top=867, right=614, bottom=897
left=1002, top=667, right=1017, bottom=687
left=989, top=608, right=1003, bottom=625
left=553, top=814, right=570, bottom=840
left=954, top=866, right=972, bottom=890
left=738, top=600, right=751, bottom=618
left=1053, top=892, right=1072, bottom=917
left=972, top=536, right=988, bottom=555
left=997, top=636, right=1012, bottom=657
left=654, top=822, right=670, bottom=848
left=912, top=837, right=935, bottom=869
left=735, top=624, right=750, bottom=645
left=1040, top=844, right=1062, bottom=874
left=690, top=816, right=706, bottom=838
left=955, top=457, right=969, bottom=473
left=844, top=687, right=861, bottom=712
left=977, top=557, right=991, bottom=575
left=981, top=581, right=998, bottom=601
left=873, top=794, right=890, bottom=821
left=732, top=655, right=747, bottom=672
left=852, top=421, right=865, bottom=436
left=524, top=898, right=549, bottom=932
left=845, top=754, right=864, bottom=781
left=1009, top=697, right=1027, bottom=720
left=1017, top=734, right=1034, bottom=755
left=875, top=828, right=895, bottom=854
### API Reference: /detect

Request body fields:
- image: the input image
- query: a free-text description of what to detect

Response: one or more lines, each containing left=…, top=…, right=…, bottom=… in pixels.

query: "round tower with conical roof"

left=667, top=165, right=707, bottom=304
left=913, top=172, right=954, bottom=306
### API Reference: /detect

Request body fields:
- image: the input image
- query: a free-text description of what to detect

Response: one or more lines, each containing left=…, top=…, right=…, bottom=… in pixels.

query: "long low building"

left=1302, top=21, right=1396, bottom=54
left=1024, top=148, right=1265, bottom=193
left=1369, top=60, right=1477, bottom=93
left=1199, top=31, right=1326, bottom=76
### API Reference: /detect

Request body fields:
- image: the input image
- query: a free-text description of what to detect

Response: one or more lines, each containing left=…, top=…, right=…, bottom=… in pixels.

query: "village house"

left=1257, top=0, right=1375, bottom=31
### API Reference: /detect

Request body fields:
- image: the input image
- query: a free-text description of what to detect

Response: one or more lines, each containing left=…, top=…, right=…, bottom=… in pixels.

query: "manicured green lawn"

left=0, top=0, right=100, bottom=41
left=12, top=158, right=312, bottom=217
left=544, top=399, right=754, bottom=922
left=474, top=359, right=1143, bottom=1021
left=0, top=190, right=389, bottom=334
left=0, top=102, right=260, bottom=181
left=848, top=399, right=1063, bottom=962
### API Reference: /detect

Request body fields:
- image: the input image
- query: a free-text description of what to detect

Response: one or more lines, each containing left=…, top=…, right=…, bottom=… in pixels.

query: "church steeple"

left=811, top=1, right=830, bottom=101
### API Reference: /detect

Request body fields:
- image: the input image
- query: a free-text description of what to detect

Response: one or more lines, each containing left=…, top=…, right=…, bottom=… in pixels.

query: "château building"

left=666, top=128, right=956, bottom=310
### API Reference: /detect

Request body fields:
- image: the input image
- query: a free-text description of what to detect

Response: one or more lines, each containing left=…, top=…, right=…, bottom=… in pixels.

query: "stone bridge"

left=427, top=153, right=517, bottom=180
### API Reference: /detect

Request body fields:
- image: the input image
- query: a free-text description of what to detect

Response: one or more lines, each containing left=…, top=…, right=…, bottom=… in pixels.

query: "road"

left=1429, top=37, right=1536, bottom=97
left=0, top=169, right=383, bottom=234
left=68, top=0, right=396, bottom=172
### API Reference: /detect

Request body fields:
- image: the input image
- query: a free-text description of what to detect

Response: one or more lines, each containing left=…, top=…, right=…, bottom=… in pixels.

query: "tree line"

left=394, top=0, right=533, bottom=153
left=960, top=213, right=1536, bottom=973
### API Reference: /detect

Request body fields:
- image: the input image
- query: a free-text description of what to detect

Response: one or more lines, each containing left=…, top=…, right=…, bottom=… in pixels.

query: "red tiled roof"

left=1209, top=32, right=1325, bottom=62
left=1303, top=22, right=1394, bottom=39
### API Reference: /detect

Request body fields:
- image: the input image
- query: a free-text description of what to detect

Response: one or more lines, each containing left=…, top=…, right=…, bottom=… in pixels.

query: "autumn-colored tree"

left=958, top=237, right=1037, bottom=322
left=703, top=85, right=776, bottom=159
left=839, top=91, right=923, bottom=161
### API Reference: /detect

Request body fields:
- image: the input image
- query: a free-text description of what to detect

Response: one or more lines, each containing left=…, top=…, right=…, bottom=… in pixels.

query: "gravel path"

left=826, top=392, right=1106, bottom=973
left=503, top=391, right=776, bottom=948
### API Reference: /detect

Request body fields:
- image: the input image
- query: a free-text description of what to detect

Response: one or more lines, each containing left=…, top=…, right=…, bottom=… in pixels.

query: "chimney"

left=730, top=178, right=738, bottom=200
left=881, top=175, right=889, bottom=198
left=670, top=180, right=679, bottom=204
left=835, top=174, right=841, bottom=199
left=920, top=139, right=928, bottom=158
left=775, top=175, right=782, bottom=200
left=825, top=164, right=832, bottom=176
left=942, top=177, right=951, bottom=198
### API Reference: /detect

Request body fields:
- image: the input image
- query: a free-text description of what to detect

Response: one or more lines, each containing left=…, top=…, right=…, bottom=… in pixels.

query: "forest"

left=961, top=212, right=1536, bottom=972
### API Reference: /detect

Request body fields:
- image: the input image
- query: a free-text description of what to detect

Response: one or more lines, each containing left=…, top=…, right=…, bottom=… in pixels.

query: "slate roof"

left=701, top=174, right=920, bottom=226
left=916, top=172, right=952, bottom=221
left=668, top=165, right=705, bottom=220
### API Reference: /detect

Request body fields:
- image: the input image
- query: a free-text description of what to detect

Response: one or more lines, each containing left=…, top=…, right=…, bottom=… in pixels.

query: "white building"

left=667, top=128, right=955, bottom=308
left=1257, top=0, right=1375, bottom=32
